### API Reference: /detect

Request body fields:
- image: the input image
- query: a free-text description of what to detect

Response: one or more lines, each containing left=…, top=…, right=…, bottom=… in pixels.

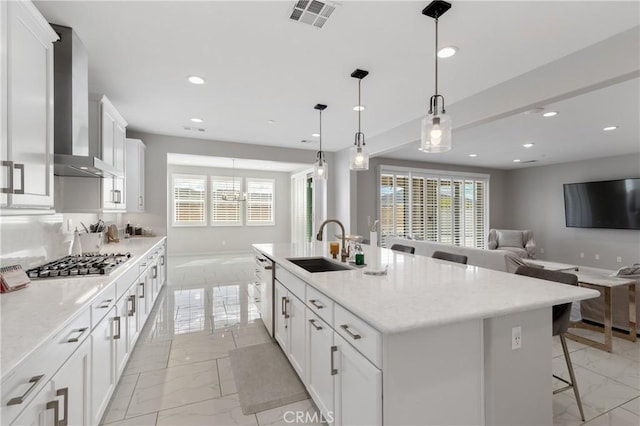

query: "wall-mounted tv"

left=563, top=178, right=640, bottom=230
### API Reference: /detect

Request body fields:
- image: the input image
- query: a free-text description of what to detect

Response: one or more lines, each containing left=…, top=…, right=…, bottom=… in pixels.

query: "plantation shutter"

left=211, top=177, right=241, bottom=225
left=411, top=177, right=425, bottom=240
left=475, top=180, right=486, bottom=248
left=395, top=175, right=410, bottom=238
left=173, top=174, right=206, bottom=226
left=439, top=179, right=453, bottom=244
left=380, top=174, right=395, bottom=245
left=425, top=178, right=438, bottom=242
left=247, top=179, right=275, bottom=225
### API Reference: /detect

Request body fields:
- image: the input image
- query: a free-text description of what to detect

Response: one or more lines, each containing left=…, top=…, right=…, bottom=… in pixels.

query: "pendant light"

left=350, top=69, right=370, bottom=171
left=313, top=104, right=328, bottom=180
left=222, top=159, right=246, bottom=202
left=420, top=0, right=452, bottom=153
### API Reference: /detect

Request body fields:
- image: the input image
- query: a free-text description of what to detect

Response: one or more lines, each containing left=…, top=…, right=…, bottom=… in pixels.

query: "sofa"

left=386, top=237, right=527, bottom=273
left=487, top=229, right=536, bottom=259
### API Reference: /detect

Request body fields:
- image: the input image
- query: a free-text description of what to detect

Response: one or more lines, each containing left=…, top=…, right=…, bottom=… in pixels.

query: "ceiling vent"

left=300, top=139, right=313, bottom=144
left=520, top=160, right=537, bottom=164
left=289, top=0, right=337, bottom=29
left=183, top=126, right=205, bottom=132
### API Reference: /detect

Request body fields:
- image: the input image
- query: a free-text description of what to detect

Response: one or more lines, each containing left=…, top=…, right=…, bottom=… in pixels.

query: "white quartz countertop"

left=253, top=242, right=600, bottom=335
left=1, top=236, right=166, bottom=377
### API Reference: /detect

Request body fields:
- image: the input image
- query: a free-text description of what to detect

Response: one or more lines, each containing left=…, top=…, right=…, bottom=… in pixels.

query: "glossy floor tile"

left=101, top=253, right=640, bottom=425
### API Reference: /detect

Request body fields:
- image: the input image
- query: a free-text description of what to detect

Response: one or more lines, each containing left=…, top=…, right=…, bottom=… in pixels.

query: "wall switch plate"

left=617, top=256, right=623, bottom=263
left=512, top=326, right=522, bottom=350
left=540, top=248, right=545, bottom=254
left=580, top=253, right=585, bottom=258
left=67, top=219, right=72, bottom=232
left=595, top=254, right=600, bottom=260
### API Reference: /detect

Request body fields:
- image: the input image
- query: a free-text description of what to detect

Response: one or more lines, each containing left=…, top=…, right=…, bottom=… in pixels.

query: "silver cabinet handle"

left=340, top=324, right=362, bottom=340
left=284, top=297, right=290, bottom=319
left=1, top=160, right=14, bottom=194
left=309, top=319, right=323, bottom=330
left=309, top=299, right=324, bottom=310
left=281, top=296, right=286, bottom=316
left=139, top=195, right=143, bottom=208
left=113, top=316, right=121, bottom=340
left=66, top=327, right=88, bottom=343
left=161, top=255, right=165, bottom=266
left=113, top=189, right=122, bottom=204
left=57, top=387, right=68, bottom=426
left=139, top=282, right=145, bottom=298
left=13, top=163, right=24, bottom=194
left=46, top=398, right=59, bottom=426
left=128, top=294, right=136, bottom=316
left=96, top=299, right=113, bottom=309
left=330, top=346, right=338, bottom=376
left=152, top=265, right=157, bottom=278
left=7, top=374, right=44, bottom=405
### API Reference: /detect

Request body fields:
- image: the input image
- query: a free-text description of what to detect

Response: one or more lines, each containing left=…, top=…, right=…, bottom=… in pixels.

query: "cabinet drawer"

left=275, top=265, right=305, bottom=300
left=91, top=284, right=116, bottom=329
left=115, top=263, right=141, bottom=300
left=306, top=285, right=334, bottom=326
left=1, top=308, right=90, bottom=425
left=334, top=304, right=382, bottom=369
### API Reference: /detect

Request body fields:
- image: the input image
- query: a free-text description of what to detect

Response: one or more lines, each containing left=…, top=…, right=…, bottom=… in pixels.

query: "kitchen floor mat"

left=229, top=341, right=309, bottom=415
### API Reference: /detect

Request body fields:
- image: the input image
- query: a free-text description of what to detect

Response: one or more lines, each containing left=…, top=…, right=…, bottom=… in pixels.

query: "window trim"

left=171, top=173, right=207, bottom=227
left=245, top=177, right=276, bottom=226
left=210, top=175, right=243, bottom=227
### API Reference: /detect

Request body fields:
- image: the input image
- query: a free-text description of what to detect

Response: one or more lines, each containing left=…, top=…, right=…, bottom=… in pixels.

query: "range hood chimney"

left=52, top=24, right=120, bottom=178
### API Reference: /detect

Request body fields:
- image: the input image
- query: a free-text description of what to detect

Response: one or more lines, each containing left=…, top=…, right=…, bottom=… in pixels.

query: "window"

left=211, top=176, right=242, bottom=226
left=380, top=167, right=488, bottom=248
left=172, top=174, right=207, bottom=226
left=246, top=178, right=275, bottom=225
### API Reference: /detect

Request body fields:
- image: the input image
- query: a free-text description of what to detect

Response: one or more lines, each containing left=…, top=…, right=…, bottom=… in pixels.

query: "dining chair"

left=390, top=244, right=415, bottom=254
left=514, top=265, right=585, bottom=421
left=432, top=251, right=468, bottom=265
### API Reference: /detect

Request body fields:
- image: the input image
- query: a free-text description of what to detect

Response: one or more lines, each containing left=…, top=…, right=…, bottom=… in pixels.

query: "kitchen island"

left=254, top=242, right=599, bottom=426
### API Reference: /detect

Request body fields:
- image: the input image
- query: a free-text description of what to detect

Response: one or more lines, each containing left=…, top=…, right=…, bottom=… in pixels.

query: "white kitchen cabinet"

left=274, top=280, right=288, bottom=349
left=136, top=271, right=151, bottom=330
left=114, top=295, right=129, bottom=378
left=0, top=0, right=57, bottom=211
left=125, top=138, right=146, bottom=212
left=306, top=310, right=335, bottom=423
left=126, top=286, right=140, bottom=351
left=91, top=306, right=116, bottom=425
left=274, top=280, right=307, bottom=382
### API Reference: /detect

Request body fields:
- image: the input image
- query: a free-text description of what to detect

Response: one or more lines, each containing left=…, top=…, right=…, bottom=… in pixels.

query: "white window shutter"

left=246, top=179, right=275, bottom=225
left=173, top=174, right=207, bottom=226
left=211, top=176, right=242, bottom=226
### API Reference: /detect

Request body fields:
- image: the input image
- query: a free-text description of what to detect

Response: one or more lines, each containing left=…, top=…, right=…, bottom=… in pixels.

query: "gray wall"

left=166, top=164, right=290, bottom=255
left=504, top=153, right=640, bottom=269
left=354, top=156, right=509, bottom=237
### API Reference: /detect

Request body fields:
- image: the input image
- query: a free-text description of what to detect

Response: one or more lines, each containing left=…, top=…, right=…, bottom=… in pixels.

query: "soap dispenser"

left=71, top=228, right=82, bottom=255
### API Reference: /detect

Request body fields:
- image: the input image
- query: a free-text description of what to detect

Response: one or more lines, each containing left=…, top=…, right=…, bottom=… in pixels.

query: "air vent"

left=520, top=160, right=537, bottom=164
left=183, top=126, right=205, bottom=132
left=289, top=0, right=337, bottom=29
left=300, top=139, right=313, bottom=144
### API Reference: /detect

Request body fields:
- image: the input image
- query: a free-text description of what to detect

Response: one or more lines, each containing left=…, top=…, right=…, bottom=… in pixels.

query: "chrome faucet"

left=316, top=219, right=350, bottom=262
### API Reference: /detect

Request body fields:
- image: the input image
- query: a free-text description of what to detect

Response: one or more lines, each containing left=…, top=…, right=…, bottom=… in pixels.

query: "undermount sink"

left=287, top=257, right=353, bottom=273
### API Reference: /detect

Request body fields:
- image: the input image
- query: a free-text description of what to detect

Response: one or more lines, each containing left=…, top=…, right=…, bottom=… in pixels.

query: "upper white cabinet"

left=0, top=0, right=58, bottom=211
left=125, top=138, right=145, bottom=212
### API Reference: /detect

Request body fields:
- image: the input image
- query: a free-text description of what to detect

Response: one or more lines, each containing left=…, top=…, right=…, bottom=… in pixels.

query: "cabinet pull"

left=46, top=399, right=59, bottom=426
left=57, top=387, right=68, bottom=426
left=281, top=296, right=286, bottom=316
left=139, top=195, right=143, bottom=208
left=128, top=294, right=136, bottom=316
left=309, top=319, right=323, bottom=330
left=113, top=189, right=122, bottom=204
left=96, top=299, right=113, bottom=309
left=284, top=297, right=290, bottom=319
left=161, top=255, right=165, bottom=266
left=340, top=324, right=362, bottom=340
left=139, top=282, right=145, bottom=298
left=7, top=374, right=44, bottom=405
left=66, top=327, right=88, bottom=343
left=1, top=160, right=14, bottom=194
left=309, top=299, right=324, bottom=310
left=13, top=163, right=24, bottom=194
left=113, top=316, right=121, bottom=339
left=330, top=346, right=338, bottom=376
left=152, top=265, right=158, bottom=278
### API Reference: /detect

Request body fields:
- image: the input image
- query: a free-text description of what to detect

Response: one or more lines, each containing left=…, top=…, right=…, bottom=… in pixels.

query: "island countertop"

left=253, top=242, right=599, bottom=335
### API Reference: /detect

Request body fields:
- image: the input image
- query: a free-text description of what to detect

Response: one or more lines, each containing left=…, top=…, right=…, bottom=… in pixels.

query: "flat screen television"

left=563, top=178, right=640, bottom=230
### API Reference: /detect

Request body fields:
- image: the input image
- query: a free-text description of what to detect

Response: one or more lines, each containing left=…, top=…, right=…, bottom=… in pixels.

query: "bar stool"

left=390, top=244, right=415, bottom=254
left=432, top=251, right=468, bottom=265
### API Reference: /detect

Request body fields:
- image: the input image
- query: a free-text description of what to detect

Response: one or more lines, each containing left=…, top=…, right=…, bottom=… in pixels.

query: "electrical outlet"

left=595, top=254, right=600, bottom=260
left=540, top=248, right=545, bottom=254
left=222, top=240, right=226, bottom=246
left=580, top=252, right=585, bottom=258
left=617, top=256, right=623, bottom=263
left=512, top=326, right=522, bottom=350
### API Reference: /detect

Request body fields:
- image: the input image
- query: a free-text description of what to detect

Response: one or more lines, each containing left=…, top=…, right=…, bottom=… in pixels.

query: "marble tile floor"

left=101, top=253, right=640, bottom=425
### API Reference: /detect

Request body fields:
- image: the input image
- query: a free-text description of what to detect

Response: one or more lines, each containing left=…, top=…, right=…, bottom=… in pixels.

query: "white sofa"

left=386, top=237, right=527, bottom=273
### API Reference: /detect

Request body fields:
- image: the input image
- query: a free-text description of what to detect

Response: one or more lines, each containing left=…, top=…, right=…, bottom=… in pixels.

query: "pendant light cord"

left=318, top=109, right=323, bottom=161
left=434, top=17, right=439, bottom=97
left=358, top=79, right=362, bottom=134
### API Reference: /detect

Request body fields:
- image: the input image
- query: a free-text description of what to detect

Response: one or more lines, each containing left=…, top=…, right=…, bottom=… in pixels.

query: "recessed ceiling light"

left=543, top=111, right=558, bottom=117
left=523, top=143, right=534, bottom=148
left=267, top=120, right=276, bottom=124
left=469, top=154, right=477, bottom=157
left=437, top=46, right=458, bottom=58
left=353, top=105, right=366, bottom=111
left=513, top=159, right=521, bottom=163
left=603, top=126, right=618, bottom=131
left=187, top=75, right=205, bottom=85
left=79, top=166, right=88, bottom=170
left=190, top=118, right=203, bottom=123
left=311, top=133, right=320, bottom=137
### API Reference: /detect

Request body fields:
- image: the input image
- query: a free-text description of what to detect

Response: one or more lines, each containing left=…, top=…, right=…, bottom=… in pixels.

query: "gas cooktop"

left=26, top=253, right=132, bottom=279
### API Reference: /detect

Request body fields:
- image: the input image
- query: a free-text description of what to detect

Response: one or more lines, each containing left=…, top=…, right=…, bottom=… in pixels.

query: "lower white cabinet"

left=114, top=295, right=129, bottom=378
left=274, top=280, right=307, bottom=381
left=306, top=310, right=335, bottom=421
left=91, top=306, right=116, bottom=425
left=274, top=281, right=288, bottom=349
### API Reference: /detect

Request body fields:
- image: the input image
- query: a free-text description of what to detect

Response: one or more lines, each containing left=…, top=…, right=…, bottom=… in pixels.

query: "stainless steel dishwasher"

left=253, top=250, right=275, bottom=336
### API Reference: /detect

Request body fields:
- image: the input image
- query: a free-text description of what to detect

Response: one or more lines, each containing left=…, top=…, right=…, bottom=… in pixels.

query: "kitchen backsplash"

left=0, top=213, right=124, bottom=270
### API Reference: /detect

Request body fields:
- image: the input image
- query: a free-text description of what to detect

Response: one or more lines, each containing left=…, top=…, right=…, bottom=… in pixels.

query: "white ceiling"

left=35, top=1, right=639, bottom=168
left=167, top=153, right=309, bottom=172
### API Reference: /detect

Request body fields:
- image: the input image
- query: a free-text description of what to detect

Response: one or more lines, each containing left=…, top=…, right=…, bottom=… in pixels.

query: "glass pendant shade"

left=314, top=158, right=328, bottom=180
left=349, top=145, right=369, bottom=170
left=420, top=112, right=452, bottom=153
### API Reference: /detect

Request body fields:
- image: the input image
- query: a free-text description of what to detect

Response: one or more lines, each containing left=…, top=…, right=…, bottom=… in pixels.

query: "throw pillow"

left=497, top=230, right=524, bottom=248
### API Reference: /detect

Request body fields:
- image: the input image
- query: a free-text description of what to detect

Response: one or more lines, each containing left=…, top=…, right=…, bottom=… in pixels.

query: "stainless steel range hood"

left=51, top=24, right=120, bottom=178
